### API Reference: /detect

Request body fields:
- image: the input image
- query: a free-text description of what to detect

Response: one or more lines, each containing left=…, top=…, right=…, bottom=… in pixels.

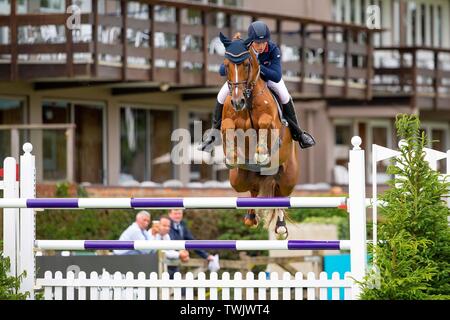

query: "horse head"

left=220, top=32, right=260, bottom=112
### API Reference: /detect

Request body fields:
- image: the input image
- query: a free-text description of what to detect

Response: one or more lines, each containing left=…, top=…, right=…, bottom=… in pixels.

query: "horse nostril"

left=240, top=98, right=245, bottom=106
left=231, top=100, right=235, bottom=107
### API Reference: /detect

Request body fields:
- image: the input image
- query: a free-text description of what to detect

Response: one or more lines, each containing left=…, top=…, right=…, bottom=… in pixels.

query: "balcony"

left=374, top=47, right=450, bottom=110
left=0, top=0, right=374, bottom=100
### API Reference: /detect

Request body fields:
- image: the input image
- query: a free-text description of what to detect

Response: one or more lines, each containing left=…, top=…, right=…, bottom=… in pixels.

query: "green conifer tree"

left=360, top=114, right=450, bottom=299
left=361, top=115, right=450, bottom=300
left=0, top=251, right=29, bottom=300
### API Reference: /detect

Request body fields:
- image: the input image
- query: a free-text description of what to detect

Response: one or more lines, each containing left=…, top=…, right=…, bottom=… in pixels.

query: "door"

left=74, top=103, right=105, bottom=184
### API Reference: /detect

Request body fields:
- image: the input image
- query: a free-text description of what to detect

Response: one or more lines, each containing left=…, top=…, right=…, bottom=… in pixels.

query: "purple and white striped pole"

left=0, top=196, right=348, bottom=209
left=35, top=240, right=351, bottom=251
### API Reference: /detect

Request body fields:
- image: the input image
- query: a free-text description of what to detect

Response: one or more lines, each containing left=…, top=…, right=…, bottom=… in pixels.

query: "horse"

left=219, top=32, right=299, bottom=239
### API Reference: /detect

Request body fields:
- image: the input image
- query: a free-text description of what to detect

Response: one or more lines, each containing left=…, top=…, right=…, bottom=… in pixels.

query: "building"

left=0, top=0, right=448, bottom=189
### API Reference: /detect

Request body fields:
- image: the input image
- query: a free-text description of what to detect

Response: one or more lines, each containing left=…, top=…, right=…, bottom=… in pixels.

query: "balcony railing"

left=0, top=0, right=374, bottom=100
left=374, top=47, right=450, bottom=110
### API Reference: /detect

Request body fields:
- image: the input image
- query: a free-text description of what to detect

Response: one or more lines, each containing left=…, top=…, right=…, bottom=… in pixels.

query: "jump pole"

left=35, top=240, right=352, bottom=251
left=0, top=196, right=347, bottom=209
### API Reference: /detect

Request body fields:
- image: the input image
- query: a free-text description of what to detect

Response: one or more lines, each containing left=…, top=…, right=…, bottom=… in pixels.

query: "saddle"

left=268, top=89, right=289, bottom=128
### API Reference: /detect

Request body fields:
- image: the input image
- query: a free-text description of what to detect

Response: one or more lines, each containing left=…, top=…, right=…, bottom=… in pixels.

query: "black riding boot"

left=198, top=101, right=224, bottom=152
left=282, top=98, right=316, bottom=149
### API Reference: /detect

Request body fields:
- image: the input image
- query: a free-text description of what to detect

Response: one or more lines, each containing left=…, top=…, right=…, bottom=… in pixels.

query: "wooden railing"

left=374, top=47, right=450, bottom=110
left=0, top=0, right=374, bottom=99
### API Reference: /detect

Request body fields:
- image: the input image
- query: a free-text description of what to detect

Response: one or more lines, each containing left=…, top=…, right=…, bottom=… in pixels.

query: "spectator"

left=113, top=211, right=152, bottom=255
left=151, top=216, right=190, bottom=263
left=168, top=209, right=214, bottom=279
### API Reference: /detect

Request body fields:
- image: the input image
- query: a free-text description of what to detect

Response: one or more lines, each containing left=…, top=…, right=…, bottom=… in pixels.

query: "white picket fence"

left=36, top=271, right=353, bottom=300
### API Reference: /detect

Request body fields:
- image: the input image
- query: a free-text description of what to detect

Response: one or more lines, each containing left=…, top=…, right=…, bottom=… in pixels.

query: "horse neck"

left=252, top=76, right=266, bottom=93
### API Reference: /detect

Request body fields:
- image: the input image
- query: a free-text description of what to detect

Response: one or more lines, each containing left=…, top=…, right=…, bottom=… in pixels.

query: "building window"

left=127, top=1, right=148, bottom=19
left=429, top=4, right=434, bottom=47
left=360, top=0, right=365, bottom=25
left=350, top=0, right=356, bottom=23
left=42, top=100, right=105, bottom=184
left=333, top=122, right=353, bottom=185
left=189, top=111, right=215, bottom=182
left=422, top=122, right=449, bottom=173
left=437, top=5, right=442, bottom=47
left=120, top=107, right=174, bottom=185
left=410, top=2, right=416, bottom=46
left=0, top=97, right=26, bottom=161
left=17, top=0, right=65, bottom=13
left=420, top=4, right=426, bottom=46
left=366, top=120, right=393, bottom=183
left=0, top=0, right=10, bottom=15
left=98, top=0, right=121, bottom=16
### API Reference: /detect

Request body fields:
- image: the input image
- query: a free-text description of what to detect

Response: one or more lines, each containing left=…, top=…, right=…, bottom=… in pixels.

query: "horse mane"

left=232, top=32, right=241, bottom=40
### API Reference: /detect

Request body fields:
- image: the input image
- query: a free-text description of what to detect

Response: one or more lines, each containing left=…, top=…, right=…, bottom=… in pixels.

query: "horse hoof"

left=254, top=152, right=270, bottom=166
left=276, top=232, right=288, bottom=240
left=244, top=218, right=259, bottom=228
left=275, top=216, right=288, bottom=239
left=244, top=213, right=259, bottom=228
left=276, top=226, right=287, bottom=234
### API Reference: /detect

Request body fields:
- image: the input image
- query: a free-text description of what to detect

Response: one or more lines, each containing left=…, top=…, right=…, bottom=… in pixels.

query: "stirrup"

left=299, top=131, right=316, bottom=149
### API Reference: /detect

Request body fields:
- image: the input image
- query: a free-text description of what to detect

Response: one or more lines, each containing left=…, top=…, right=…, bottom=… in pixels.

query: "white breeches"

left=216, top=78, right=290, bottom=105
left=217, top=82, right=229, bottom=104
left=267, top=78, right=290, bottom=104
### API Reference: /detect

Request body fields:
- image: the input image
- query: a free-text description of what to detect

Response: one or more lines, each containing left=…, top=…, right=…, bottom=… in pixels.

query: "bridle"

left=226, top=54, right=261, bottom=102
left=226, top=54, right=264, bottom=129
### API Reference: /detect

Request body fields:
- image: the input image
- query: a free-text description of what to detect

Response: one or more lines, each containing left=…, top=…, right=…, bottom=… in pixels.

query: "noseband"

left=226, top=55, right=261, bottom=106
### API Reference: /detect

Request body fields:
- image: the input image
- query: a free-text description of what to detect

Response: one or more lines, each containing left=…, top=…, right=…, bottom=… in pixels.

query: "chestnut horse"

left=219, top=33, right=299, bottom=238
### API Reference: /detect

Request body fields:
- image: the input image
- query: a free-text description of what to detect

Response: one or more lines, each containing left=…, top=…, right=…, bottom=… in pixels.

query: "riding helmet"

left=247, top=21, right=271, bottom=43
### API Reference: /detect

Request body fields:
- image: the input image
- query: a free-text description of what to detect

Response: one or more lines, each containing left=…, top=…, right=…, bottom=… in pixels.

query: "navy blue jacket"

left=220, top=40, right=282, bottom=83
left=169, top=219, right=209, bottom=260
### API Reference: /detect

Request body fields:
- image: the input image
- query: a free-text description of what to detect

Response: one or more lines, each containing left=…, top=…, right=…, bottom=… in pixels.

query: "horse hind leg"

left=244, top=189, right=259, bottom=228
left=273, top=148, right=299, bottom=239
left=274, top=181, right=289, bottom=240
left=274, top=208, right=288, bottom=240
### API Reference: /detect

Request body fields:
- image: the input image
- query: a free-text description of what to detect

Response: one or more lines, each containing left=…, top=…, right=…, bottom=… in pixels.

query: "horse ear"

left=243, top=37, right=252, bottom=48
left=219, top=32, right=232, bottom=47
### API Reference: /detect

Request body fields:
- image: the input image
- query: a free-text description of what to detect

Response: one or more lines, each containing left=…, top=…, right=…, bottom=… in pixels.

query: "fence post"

left=447, top=150, right=450, bottom=209
left=19, top=143, right=36, bottom=299
left=3, top=157, right=19, bottom=277
left=348, top=136, right=367, bottom=300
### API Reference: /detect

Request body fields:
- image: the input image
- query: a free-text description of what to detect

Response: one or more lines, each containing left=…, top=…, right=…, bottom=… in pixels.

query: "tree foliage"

left=360, top=114, right=450, bottom=299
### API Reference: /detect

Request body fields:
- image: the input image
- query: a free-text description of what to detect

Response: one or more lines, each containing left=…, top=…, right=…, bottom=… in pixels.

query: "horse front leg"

left=254, top=114, right=273, bottom=166
left=222, top=118, right=237, bottom=167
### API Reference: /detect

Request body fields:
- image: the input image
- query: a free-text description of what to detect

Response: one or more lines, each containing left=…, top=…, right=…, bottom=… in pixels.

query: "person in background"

left=151, top=215, right=190, bottom=263
left=113, top=210, right=152, bottom=255
left=168, top=209, right=214, bottom=279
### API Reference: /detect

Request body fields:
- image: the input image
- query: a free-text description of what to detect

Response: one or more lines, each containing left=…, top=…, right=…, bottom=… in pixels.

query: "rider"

left=199, top=20, right=316, bottom=152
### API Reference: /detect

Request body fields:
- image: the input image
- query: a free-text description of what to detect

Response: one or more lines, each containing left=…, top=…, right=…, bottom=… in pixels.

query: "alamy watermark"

left=366, top=5, right=381, bottom=30
left=170, top=121, right=281, bottom=175
left=66, top=5, right=81, bottom=31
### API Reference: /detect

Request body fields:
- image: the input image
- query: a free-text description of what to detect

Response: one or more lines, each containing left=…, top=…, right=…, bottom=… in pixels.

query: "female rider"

left=199, top=20, right=315, bottom=151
